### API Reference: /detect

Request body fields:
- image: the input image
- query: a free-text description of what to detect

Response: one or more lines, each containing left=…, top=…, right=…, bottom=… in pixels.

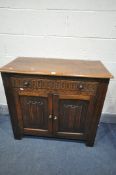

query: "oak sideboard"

left=0, top=57, right=113, bottom=146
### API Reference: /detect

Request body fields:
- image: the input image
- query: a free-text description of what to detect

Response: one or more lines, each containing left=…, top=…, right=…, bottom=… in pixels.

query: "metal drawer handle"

left=49, top=115, right=52, bottom=119
left=54, top=116, right=58, bottom=120
left=23, top=81, right=30, bottom=87
left=79, top=84, right=84, bottom=89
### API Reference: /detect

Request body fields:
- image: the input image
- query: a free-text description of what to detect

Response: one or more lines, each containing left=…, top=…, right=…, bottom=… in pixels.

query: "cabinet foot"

left=14, top=135, right=22, bottom=140
left=14, top=136, right=22, bottom=140
left=13, top=132, right=22, bottom=140
left=86, top=140, right=95, bottom=147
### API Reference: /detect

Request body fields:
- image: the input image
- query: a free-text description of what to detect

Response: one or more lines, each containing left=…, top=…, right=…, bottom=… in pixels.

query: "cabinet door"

left=53, top=94, right=93, bottom=140
left=15, top=92, right=53, bottom=136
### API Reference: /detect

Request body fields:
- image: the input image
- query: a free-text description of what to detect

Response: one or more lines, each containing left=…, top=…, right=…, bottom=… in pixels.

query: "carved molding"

left=12, top=78, right=98, bottom=95
left=27, top=100, right=43, bottom=105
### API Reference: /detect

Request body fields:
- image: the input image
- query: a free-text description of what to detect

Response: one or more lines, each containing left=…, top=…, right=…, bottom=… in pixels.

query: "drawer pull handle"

left=54, top=116, right=58, bottom=120
left=23, top=81, right=30, bottom=87
left=49, top=115, right=52, bottom=119
left=79, top=84, right=84, bottom=89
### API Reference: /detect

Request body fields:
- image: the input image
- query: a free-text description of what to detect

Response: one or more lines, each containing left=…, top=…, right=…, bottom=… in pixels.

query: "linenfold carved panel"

left=58, top=99, right=88, bottom=133
left=20, top=96, right=48, bottom=129
left=63, top=104, right=82, bottom=129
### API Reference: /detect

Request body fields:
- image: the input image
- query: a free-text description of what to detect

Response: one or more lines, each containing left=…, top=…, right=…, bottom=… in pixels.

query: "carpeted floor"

left=0, top=115, right=116, bottom=175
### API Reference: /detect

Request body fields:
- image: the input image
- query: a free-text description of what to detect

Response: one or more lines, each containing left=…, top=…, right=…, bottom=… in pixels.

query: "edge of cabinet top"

left=0, top=57, right=113, bottom=78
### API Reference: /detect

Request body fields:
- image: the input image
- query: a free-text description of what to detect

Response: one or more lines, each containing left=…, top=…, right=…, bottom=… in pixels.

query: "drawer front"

left=11, top=77, right=98, bottom=96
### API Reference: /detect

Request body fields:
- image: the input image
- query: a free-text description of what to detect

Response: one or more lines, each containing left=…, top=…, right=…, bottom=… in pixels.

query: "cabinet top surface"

left=0, top=57, right=113, bottom=78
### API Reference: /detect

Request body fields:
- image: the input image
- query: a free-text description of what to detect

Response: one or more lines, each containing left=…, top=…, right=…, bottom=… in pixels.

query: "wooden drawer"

left=11, top=76, right=98, bottom=96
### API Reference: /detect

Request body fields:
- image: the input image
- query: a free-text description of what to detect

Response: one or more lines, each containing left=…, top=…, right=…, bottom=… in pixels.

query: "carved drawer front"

left=11, top=77, right=98, bottom=96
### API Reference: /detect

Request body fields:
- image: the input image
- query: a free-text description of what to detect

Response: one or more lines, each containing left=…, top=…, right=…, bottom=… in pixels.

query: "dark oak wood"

left=0, top=57, right=113, bottom=146
left=54, top=94, right=90, bottom=136
left=1, top=73, right=22, bottom=139
left=86, top=79, right=109, bottom=146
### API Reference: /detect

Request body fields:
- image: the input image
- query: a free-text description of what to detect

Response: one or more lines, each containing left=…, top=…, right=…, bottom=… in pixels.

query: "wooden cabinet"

left=0, top=57, right=113, bottom=146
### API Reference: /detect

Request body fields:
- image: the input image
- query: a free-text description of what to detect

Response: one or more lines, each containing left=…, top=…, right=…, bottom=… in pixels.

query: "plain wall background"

left=0, top=0, right=116, bottom=115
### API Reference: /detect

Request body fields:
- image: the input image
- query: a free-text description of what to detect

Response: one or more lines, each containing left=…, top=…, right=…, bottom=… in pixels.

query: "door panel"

left=59, top=99, right=88, bottom=132
left=20, top=96, right=48, bottom=129
left=16, top=92, right=53, bottom=136
left=53, top=94, right=92, bottom=138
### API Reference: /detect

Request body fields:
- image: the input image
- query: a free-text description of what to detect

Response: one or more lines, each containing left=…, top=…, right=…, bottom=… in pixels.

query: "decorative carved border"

left=11, top=78, right=98, bottom=95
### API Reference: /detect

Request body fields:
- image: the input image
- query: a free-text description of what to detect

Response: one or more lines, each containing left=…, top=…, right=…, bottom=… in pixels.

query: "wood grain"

left=0, top=57, right=113, bottom=78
